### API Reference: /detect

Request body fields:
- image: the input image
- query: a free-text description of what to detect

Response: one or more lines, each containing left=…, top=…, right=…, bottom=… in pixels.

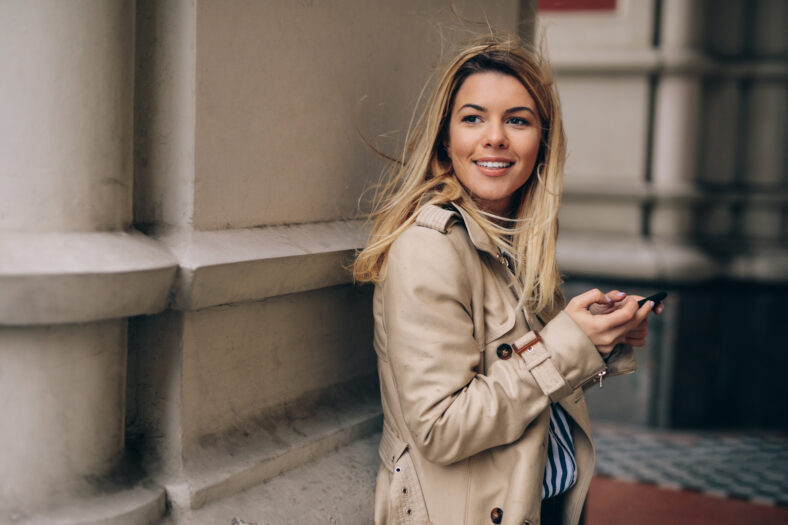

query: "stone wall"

left=0, top=0, right=521, bottom=522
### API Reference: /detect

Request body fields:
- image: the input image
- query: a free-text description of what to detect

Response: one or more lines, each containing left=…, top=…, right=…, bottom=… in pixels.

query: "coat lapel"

left=452, top=202, right=597, bottom=445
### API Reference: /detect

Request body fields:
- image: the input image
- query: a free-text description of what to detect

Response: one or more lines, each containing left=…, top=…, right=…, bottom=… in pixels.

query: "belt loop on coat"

left=378, top=421, right=409, bottom=472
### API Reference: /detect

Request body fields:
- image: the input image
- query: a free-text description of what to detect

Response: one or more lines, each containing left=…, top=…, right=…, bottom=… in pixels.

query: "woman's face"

left=446, top=72, right=542, bottom=216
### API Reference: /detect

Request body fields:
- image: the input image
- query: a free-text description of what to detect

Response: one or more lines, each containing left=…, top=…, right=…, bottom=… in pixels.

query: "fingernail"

left=648, top=301, right=655, bottom=308
left=604, top=295, right=611, bottom=303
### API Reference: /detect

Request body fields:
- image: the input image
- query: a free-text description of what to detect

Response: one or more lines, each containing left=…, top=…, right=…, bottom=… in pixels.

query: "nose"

left=484, top=121, right=508, bottom=149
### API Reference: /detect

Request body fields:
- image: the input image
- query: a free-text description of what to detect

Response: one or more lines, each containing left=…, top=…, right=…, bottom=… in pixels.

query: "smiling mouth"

left=474, top=160, right=514, bottom=169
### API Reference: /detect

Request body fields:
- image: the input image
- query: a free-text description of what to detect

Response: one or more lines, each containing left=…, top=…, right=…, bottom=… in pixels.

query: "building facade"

left=0, top=0, right=784, bottom=522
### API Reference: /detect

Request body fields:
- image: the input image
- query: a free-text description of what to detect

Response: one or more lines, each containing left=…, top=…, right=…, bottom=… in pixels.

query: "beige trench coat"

left=373, top=204, right=637, bottom=525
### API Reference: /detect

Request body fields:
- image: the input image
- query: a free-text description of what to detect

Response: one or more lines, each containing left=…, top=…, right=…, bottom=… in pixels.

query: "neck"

left=476, top=196, right=517, bottom=222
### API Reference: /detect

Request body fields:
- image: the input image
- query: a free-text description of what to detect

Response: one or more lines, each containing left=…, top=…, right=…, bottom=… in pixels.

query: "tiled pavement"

left=593, top=422, right=788, bottom=508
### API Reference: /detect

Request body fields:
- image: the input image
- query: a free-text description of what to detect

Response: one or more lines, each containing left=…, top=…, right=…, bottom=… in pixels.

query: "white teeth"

left=475, top=161, right=513, bottom=168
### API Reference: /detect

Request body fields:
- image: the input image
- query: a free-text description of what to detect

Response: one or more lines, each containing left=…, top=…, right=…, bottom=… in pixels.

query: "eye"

left=461, top=115, right=482, bottom=124
left=507, top=116, right=530, bottom=126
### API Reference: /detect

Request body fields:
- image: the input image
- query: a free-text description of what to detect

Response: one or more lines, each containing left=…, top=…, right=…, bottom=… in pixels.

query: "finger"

left=627, top=328, right=647, bottom=338
left=632, top=300, right=654, bottom=325
left=594, top=297, right=640, bottom=328
left=624, top=337, right=648, bottom=346
left=630, top=318, right=648, bottom=332
left=626, top=327, right=648, bottom=340
left=588, top=303, right=608, bottom=315
left=606, top=290, right=629, bottom=308
left=654, top=303, right=665, bottom=315
left=571, top=288, right=611, bottom=309
left=605, top=290, right=626, bottom=301
left=624, top=317, right=649, bottom=346
left=625, top=336, right=647, bottom=347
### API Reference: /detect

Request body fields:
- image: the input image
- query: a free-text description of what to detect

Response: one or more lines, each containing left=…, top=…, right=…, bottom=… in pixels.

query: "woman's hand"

left=589, top=290, right=665, bottom=316
left=623, top=319, right=649, bottom=347
left=564, top=289, right=654, bottom=357
left=588, top=290, right=627, bottom=315
left=588, top=289, right=663, bottom=347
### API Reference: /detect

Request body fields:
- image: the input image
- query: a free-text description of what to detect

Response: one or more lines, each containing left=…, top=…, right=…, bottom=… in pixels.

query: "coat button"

left=496, top=344, right=512, bottom=360
left=490, top=507, right=503, bottom=524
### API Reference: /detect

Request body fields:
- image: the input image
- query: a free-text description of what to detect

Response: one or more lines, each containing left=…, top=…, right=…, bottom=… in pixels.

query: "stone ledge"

left=0, top=220, right=371, bottom=323
left=558, top=233, right=788, bottom=284
left=564, top=180, right=788, bottom=206
left=165, top=432, right=380, bottom=525
left=551, top=48, right=788, bottom=79
left=550, top=48, right=660, bottom=74
left=558, top=233, right=718, bottom=283
left=162, top=380, right=382, bottom=512
left=729, top=251, right=788, bottom=283
left=10, top=482, right=165, bottom=525
left=153, top=219, right=369, bottom=310
left=0, top=230, right=177, bottom=325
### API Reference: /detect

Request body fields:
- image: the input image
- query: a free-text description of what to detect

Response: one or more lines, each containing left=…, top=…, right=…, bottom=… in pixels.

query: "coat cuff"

left=605, top=343, right=637, bottom=376
left=513, top=311, right=606, bottom=402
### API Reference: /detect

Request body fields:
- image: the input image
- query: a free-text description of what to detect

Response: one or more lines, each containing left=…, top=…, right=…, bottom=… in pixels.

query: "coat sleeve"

left=383, top=225, right=606, bottom=466
left=605, top=343, right=637, bottom=376
left=581, top=342, right=638, bottom=391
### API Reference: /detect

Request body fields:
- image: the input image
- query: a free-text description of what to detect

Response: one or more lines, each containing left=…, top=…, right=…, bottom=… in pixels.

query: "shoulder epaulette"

left=414, top=205, right=459, bottom=234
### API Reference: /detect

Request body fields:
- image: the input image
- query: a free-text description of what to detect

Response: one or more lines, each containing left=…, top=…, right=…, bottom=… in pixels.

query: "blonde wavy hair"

left=354, top=35, right=567, bottom=318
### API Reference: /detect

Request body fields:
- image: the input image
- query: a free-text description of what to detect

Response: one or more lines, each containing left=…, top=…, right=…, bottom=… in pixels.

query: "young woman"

left=354, top=35, right=661, bottom=525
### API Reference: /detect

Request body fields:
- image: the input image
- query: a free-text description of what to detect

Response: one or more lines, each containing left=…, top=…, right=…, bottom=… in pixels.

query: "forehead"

left=453, top=71, right=535, bottom=109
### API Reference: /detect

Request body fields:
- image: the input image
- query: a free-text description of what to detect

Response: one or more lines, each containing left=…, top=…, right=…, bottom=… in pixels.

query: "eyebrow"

left=458, top=103, right=538, bottom=118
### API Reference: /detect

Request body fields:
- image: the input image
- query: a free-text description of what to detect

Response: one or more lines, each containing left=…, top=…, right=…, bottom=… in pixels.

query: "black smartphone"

left=637, top=291, right=667, bottom=307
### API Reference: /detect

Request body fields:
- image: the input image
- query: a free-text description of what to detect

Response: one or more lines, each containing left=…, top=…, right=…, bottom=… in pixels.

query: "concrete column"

left=651, top=78, right=703, bottom=188
left=0, top=322, right=127, bottom=510
left=651, top=0, right=705, bottom=189
left=650, top=0, right=707, bottom=240
left=0, top=0, right=134, bottom=233
left=660, top=0, right=705, bottom=50
left=0, top=1, right=168, bottom=520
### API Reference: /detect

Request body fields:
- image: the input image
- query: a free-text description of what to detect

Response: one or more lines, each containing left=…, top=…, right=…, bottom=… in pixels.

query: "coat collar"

left=449, top=203, right=499, bottom=258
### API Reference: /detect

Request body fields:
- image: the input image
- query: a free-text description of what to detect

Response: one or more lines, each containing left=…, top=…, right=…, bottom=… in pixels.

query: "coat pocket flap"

left=378, top=421, right=409, bottom=472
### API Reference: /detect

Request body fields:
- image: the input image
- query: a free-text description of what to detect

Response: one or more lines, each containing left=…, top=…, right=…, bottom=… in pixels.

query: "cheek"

left=518, top=138, right=542, bottom=170
left=448, top=153, right=466, bottom=181
left=447, top=124, right=475, bottom=155
left=447, top=140, right=468, bottom=171
left=523, top=133, right=542, bottom=156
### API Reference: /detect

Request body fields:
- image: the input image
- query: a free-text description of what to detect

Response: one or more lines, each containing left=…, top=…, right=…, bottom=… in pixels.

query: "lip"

left=473, top=157, right=515, bottom=177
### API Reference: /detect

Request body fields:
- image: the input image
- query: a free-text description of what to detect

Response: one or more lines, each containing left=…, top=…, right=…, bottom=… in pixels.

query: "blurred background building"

left=0, top=0, right=785, bottom=523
